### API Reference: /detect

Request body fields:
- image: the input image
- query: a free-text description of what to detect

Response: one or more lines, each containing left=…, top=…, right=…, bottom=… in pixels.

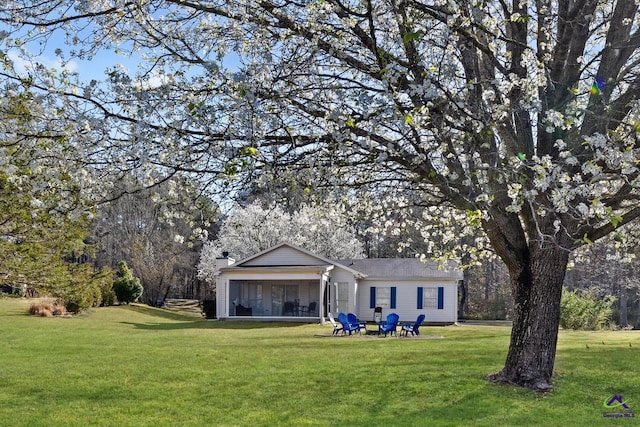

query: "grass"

left=1, top=298, right=639, bottom=426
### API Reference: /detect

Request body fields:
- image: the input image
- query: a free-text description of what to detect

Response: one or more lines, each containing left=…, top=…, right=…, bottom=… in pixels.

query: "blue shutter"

left=370, top=287, right=376, bottom=309
left=437, top=287, right=444, bottom=310
left=417, top=287, right=423, bottom=309
left=391, top=287, right=397, bottom=309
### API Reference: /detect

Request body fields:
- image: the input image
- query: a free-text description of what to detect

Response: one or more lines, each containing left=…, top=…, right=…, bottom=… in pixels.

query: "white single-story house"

left=214, top=242, right=463, bottom=324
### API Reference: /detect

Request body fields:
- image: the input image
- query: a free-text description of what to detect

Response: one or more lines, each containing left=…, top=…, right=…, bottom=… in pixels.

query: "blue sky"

left=6, top=27, right=142, bottom=83
left=4, top=16, right=243, bottom=86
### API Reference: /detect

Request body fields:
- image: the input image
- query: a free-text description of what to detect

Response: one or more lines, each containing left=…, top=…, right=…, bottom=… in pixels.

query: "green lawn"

left=1, top=298, right=638, bottom=426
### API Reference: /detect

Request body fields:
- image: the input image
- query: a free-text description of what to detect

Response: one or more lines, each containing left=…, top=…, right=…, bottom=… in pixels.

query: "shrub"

left=63, top=287, right=97, bottom=313
left=113, top=261, right=143, bottom=304
left=55, top=266, right=102, bottom=313
left=560, top=288, right=616, bottom=330
left=28, top=302, right=64, bottom=317
left=92, top=267, right=115, bottom=306
left=28, top=303, right=40, bottom=315
left=52, top=305, right=66, bottom=316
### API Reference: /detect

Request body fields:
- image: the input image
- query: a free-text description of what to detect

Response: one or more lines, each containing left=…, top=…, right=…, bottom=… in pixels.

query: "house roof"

left=332, top=258, right=463, bottom=280
left=219, top=242, right=462, bottom=280
left=221, top=242, right=365, bottom=277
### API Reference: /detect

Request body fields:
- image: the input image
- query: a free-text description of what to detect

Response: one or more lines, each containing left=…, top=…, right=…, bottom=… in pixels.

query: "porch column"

left=215, top=275, right=227, bottom=318
left=319, top=273, right=328, bottom=324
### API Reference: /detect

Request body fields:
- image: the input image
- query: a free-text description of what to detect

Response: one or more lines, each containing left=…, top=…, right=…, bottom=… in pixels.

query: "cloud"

left=7, top=50, right=78, bottom=75
left=135, top=70, right=168, bottom=89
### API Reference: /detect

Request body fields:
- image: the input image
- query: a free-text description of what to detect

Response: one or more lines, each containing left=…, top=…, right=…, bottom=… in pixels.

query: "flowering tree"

left=4, top=1, right=640, bottom=390
left=197, top=200, right=364, bottom=283
left=0, top=66, right=93, bottom=289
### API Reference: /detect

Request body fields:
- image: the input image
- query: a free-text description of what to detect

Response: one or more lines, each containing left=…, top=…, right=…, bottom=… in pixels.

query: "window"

left=418, top=287, right=444, bottom=310
left=370, top=286, right=396, bottom=309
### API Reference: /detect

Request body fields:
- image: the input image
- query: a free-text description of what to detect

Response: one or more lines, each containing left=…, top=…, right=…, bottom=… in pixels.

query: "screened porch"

left=228, top=279, right=321, bottom=318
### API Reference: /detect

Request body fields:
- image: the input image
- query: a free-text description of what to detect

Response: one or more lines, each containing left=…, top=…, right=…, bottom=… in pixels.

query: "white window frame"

left=423, top=287, right=438, bottom=309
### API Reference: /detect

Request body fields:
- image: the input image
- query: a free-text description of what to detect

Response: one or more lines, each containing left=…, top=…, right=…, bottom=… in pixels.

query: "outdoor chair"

left=328, top=312, right=343, bottom=335
left=400, top=314, right=426, bottom=337
left=338, top=312, right=362, bottom=335
left=235, top=304, right=252, bottom=316
left=347, top=313, right=366, bottom=331
left=378, top=313, right=399, bottom=337
left=283, top=301, right=295, bottom=316
left=303, top=301, right=317, bottom=316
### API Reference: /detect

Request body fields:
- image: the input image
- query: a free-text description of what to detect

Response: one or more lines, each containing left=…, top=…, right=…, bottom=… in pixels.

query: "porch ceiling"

left=221, top=265, right=334, bottom=274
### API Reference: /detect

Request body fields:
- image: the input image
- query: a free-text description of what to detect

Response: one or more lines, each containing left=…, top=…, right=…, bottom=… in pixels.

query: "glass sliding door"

left=242, top=283, right=263, bottom=315
left=229, top=280, right=321, bottom=317
left=271, top=284, right=299, bottom=316
left=271, top=285, right=284, bottom=317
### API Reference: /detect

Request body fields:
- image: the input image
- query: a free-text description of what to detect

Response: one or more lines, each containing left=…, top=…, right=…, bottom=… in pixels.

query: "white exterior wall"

left=242, top=246, right=327, bottom=266
left=328, top=266, right=358, bottom=314
left=356, top=279, right=458, bottom=323
left=211, top=243, right=461, bottom=323
left=216, top=276, right=227, bottom=317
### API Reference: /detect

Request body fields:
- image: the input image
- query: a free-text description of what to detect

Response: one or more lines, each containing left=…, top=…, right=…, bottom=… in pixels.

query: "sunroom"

left=228, top=279, right=322, bottom=318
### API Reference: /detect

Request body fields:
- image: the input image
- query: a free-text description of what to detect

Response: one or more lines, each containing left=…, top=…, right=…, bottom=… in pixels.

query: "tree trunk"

left=619, top=290, right=628, bottom=327
left=458, top=278, right=468, bottom=320
left=458, top=254, right=472, bottom=320
left=484, top=262, right=493, bottom=300
left=488, top=244, right=570, bottom=391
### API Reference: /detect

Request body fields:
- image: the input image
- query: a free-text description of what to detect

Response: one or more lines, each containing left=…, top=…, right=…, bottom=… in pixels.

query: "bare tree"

left=91, top=178, right=217, bottom=305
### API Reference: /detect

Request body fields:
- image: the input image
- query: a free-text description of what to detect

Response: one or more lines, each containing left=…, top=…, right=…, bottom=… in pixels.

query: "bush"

left=28, top=302, right=65, bottom=317
left=21, top=263, right=114, bottom=314
left=93, top=267, right=116, bottom=306
left=560, top=288, right=615, bottom=330
left=63, top=283, right=100, bottom=313
left=53, top=264, right=103, bottom=313
left=113, top=261, right=143, bottom=304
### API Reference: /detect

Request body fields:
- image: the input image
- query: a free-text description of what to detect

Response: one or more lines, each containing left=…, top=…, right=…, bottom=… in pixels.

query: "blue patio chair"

left=347, top=313, right=366, bottom=331
left=328, top=313, right=342, bottom=335
left=401, top=314, right=426, bottom=337
left=378, top=313, right=399, bottom=337
left=338, top=312, right=362, bottom=335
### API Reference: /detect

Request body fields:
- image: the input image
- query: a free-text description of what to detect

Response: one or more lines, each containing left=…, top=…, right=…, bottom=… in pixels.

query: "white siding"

left=215, top=243, right=460, bottom=323
left=242, top=246, right=327, bottom=266
left=329, top=266, right=358, bottom=313
left=216, top=277, right=227, bottom=317
left=356, top=279, right=458, bottom=323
